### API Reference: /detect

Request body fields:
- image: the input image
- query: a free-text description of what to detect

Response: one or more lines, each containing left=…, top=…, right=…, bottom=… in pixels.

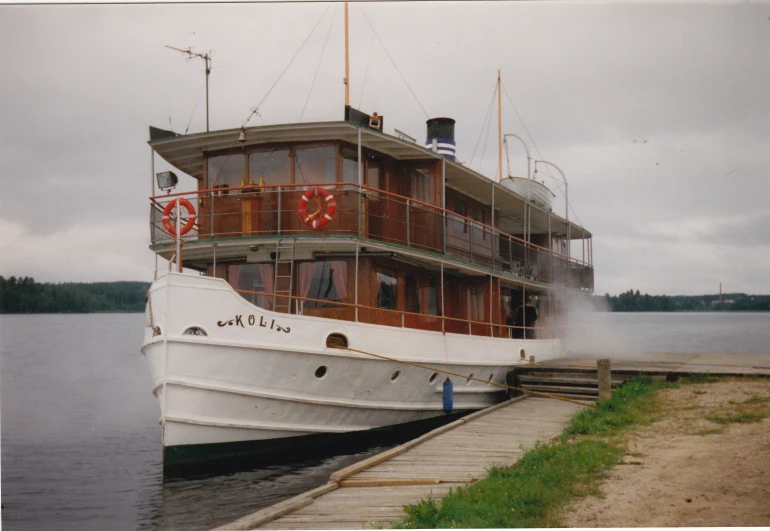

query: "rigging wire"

left=358, top=6, right=430, bottom=119
left=469, top=82, right=498, bottom=169
left=478, top=93, right=496, bottom=174
left=502, top=81, right=584, bottom=228
left=357, top=34, right=376, bottom=109
left=184, top=83, right=205, bottom=134
left=242, top=3, right=332, bottom=128
left=300, top=4, right=338, bottom=122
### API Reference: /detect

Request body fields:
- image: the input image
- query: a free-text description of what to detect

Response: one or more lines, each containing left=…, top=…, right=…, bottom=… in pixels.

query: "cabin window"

left=294, top=146, right=336, bottom=184
left=473, top=207, right=486, bottom=240
left=424, top=277, right=439, bottom=316
left=249, top=149, right=291, bottom=186
left=405, top=275, right=420, bottom=313
left=411, top=168, right=430, bottom=203
left=467, top=285, right=485, bottom=322
left=453, top=198, right=467, bottom=233
left=342, top=147, right=359, bottom=183
left=227, top=263, right=275, bottom=310
left=208, top=154, right=246, bottom=190
left=376, top=269, right=398, bottom=310
left=298, top=261, right=347, bottom=309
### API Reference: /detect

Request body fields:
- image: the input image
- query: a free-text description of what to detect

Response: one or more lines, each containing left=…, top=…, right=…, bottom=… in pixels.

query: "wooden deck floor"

left=217, top=397, right=583, bottom=530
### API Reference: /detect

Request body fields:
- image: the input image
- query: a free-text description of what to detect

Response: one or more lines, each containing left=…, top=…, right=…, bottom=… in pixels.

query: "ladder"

left=272, top=239, right=296, bottom=313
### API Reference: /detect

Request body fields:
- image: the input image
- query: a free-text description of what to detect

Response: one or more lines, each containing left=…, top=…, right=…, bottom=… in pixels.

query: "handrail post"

left=468, top=219, right=473, bottom=263
left=440, top=262, right=445, bottom=333
left=354, top=243, right=359, bottom=322
left=401, top=312, right=405, bottom=328
left=210, top=190, right=215, bottom=237
left=277, top=186, right=282, bottom=235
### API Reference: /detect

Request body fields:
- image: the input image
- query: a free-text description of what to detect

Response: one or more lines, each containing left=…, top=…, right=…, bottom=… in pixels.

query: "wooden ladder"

left=272, top=239, right=295, bottom=313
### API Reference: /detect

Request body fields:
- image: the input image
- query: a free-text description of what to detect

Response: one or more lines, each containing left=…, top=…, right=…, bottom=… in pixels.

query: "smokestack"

left=425, top=117, right=456, bottom=161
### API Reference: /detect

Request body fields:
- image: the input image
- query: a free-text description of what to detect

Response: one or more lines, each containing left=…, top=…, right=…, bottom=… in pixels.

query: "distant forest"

left=600, top=290, right=770, bottom=312
left=0, top=276, right=150, bottom=314
left=1, top=276, right=768, bottom=314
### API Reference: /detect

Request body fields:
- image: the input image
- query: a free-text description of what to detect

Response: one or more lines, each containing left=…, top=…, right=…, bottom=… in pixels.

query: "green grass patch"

left=686, top=373, right=717, bottom=384
left=705, top=412, right=767, bottom=424
left=395, top=377, right=671, bottom=529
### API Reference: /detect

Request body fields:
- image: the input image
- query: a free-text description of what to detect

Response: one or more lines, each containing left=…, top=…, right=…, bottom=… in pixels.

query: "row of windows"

left=206, top=145, right=432, bottom=204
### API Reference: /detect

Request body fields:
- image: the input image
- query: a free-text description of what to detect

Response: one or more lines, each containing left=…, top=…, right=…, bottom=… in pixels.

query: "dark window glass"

left=299, top=261, right=347, bottom=309
left=294, top=146, right=336, bottom=184
left=453, top=198, right=467, bottom=233
left=208, top=154, right=246, bottom=189
left=377, top=269, right=398, bottom=310
left=473, top=207, right=486, bottom=240
left=249, top=149, right=291, bottom=186
left=425, top=277, right=439, bottom=316
left=405, top=275, right=419, bottom=313
left=342, top=147, right=358, bottom=183
left=227, top=263, right=274, bottom=310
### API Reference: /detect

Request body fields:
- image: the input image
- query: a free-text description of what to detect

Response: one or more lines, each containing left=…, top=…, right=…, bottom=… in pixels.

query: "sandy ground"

left=561, top=378, right=770, bottom=527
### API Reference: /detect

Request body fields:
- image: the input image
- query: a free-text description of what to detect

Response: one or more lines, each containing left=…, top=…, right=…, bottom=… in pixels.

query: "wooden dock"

left=215, top=396, right=584, bottom=530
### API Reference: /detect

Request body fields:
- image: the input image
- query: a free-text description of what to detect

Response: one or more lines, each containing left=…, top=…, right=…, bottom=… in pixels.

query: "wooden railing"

left=150, top=182, right=593, bottom=290
left=235, top=288, right=554, bottom=340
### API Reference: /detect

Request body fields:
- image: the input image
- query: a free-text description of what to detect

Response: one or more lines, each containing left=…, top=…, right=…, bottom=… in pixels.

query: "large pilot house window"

left=341, top=147, right=359, bottom=183
left=377, top=269, right=398, bottom=310
left=467, top=285, right=485, bottom=321
left=208, top=154, right=246, bottom=189
left=298, top=261, right=347, bottom=309
left=294, top=146, right=336, bottom=184
left=249, top=149, right=290, bottom=186
left=410, top=168, right=430, bottom=203
left=227, top=263, right=275, bottom=310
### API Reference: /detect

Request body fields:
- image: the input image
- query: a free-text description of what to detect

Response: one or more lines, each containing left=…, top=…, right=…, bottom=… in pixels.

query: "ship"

left=141, top=9, right=594, bottom=468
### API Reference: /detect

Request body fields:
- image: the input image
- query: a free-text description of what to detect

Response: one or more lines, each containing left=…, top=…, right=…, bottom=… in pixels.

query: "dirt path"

left=561, top=378, right=770, bottom=527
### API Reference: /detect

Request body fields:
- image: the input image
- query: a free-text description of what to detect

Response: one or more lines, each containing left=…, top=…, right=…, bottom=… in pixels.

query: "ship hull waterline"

left=141, top=272, right=564, bottom=467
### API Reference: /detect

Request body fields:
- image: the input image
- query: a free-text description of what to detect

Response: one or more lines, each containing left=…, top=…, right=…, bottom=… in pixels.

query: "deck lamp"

left=156, top=171, right=178, bottom=193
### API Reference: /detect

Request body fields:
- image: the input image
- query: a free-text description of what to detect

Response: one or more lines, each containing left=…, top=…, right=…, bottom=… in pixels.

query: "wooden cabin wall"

left=444, top=187, right=500, bottom=264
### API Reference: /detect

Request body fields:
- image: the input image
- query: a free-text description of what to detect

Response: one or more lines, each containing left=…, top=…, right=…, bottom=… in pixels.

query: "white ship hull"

left=142, top=272, right=563, bottom=465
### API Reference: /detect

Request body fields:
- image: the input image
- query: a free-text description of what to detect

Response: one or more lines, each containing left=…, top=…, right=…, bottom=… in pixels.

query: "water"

left=1, top=312, right=768, bottom=530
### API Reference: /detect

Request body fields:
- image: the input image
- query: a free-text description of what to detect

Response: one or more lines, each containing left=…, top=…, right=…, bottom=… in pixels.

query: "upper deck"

left=148, top=121, right=593, bottom=291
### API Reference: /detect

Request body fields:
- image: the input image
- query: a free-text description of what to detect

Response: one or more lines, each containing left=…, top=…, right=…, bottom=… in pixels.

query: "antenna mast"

left=166, top=45, right=212, bottom=132
left=344, top=2, right=350, bottom=107
left=497, top=70, right=503, bottom=183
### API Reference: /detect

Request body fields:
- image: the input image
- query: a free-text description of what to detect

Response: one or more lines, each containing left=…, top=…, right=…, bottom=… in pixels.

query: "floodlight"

left=156, top=171, right=178, bottom=192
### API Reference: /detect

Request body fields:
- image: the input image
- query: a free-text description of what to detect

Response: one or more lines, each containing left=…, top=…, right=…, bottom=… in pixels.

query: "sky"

left=0, top=1, right=768, bottom=295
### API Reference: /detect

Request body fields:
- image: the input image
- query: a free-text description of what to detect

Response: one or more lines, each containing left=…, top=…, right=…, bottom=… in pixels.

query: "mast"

left=344, top=2, right=350, bottom=107
left=497, top=70, right=503, bottom=183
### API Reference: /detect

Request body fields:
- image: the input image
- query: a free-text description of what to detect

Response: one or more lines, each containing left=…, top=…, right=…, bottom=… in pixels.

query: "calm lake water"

left=1, top=312, right=768, bottom=530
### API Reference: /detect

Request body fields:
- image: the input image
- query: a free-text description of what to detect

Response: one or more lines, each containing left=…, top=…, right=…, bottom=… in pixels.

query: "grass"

left=703, top=392, right=770, bottom=425
left=395, top=377, right=673, bottom=529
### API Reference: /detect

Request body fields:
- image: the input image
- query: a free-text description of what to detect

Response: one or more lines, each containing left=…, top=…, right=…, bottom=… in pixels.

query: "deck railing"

left=150, top=182, right=593, bottom=290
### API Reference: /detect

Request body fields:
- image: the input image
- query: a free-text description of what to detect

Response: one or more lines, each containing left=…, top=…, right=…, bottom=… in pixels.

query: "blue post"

left=442, top=377, right=454, bottom=413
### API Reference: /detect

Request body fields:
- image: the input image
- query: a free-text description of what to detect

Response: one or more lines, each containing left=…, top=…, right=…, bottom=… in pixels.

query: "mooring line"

left=327, top=339, right=597, bottom=409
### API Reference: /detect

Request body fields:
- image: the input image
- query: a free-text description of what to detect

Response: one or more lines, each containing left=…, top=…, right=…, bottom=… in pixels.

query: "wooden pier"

left=215, top=352, right=770, bottom=531
left=215, top=396, right=583, bottom=530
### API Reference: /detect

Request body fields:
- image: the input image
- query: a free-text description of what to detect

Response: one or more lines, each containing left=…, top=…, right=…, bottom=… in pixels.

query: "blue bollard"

left=442, top=377, right=454, bottom=413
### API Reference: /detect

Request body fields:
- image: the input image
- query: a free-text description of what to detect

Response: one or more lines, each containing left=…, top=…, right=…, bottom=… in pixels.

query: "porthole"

left=519, top=348, right=526, bottom=360
left=429, top=372, right=439, bottom=384
left=466, top=373, right=474, bottom=385
left=326, top=333, right=348, bottom=349
left=183, top=326, right=207, bottom=336
left=315, top=366, right=328, bottom=379
left=391, top=370, right=401, bottom=382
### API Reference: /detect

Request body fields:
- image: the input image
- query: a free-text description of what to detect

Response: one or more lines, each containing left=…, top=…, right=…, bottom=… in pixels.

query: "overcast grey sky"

left=1, top=1, right=768, bottom=295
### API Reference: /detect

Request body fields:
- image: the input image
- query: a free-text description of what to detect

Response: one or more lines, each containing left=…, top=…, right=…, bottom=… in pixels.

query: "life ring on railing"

left=162, top=198, right=196, bottom=236
left=297, top=187, right=337, bottom=230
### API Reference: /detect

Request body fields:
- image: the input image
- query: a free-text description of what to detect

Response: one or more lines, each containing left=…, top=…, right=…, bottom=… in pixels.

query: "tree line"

left=601, top=289, right=770, bottom=312
left=0, top=276, right=150, bottom=314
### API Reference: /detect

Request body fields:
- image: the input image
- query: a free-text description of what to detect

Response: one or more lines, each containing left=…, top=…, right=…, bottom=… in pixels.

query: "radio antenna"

left=166, top=45, right=212, bottom=132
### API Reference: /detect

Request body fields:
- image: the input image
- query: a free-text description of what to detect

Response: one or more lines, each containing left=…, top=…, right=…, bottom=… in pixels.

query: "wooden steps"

left=511, top=367, right=627, bottom=402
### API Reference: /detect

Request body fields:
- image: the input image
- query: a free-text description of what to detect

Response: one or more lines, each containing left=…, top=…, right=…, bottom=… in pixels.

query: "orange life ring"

left=162, top=198, right=196, bottom=236
left=297, top=187, right=337, bottom=229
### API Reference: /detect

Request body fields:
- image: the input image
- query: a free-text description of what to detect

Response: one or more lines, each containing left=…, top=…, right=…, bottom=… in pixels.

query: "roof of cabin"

left=148, top=121, right=591, bottom=239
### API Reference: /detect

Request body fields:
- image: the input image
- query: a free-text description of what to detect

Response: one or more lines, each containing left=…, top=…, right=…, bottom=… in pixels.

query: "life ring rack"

left=162, top=197, right=197, bottom=236
left=297, top=187, right=337, bottom=230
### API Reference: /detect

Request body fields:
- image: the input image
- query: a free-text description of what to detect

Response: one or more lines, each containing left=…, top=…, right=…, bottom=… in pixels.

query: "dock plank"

left=238, top=398, right=582, bottom=530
